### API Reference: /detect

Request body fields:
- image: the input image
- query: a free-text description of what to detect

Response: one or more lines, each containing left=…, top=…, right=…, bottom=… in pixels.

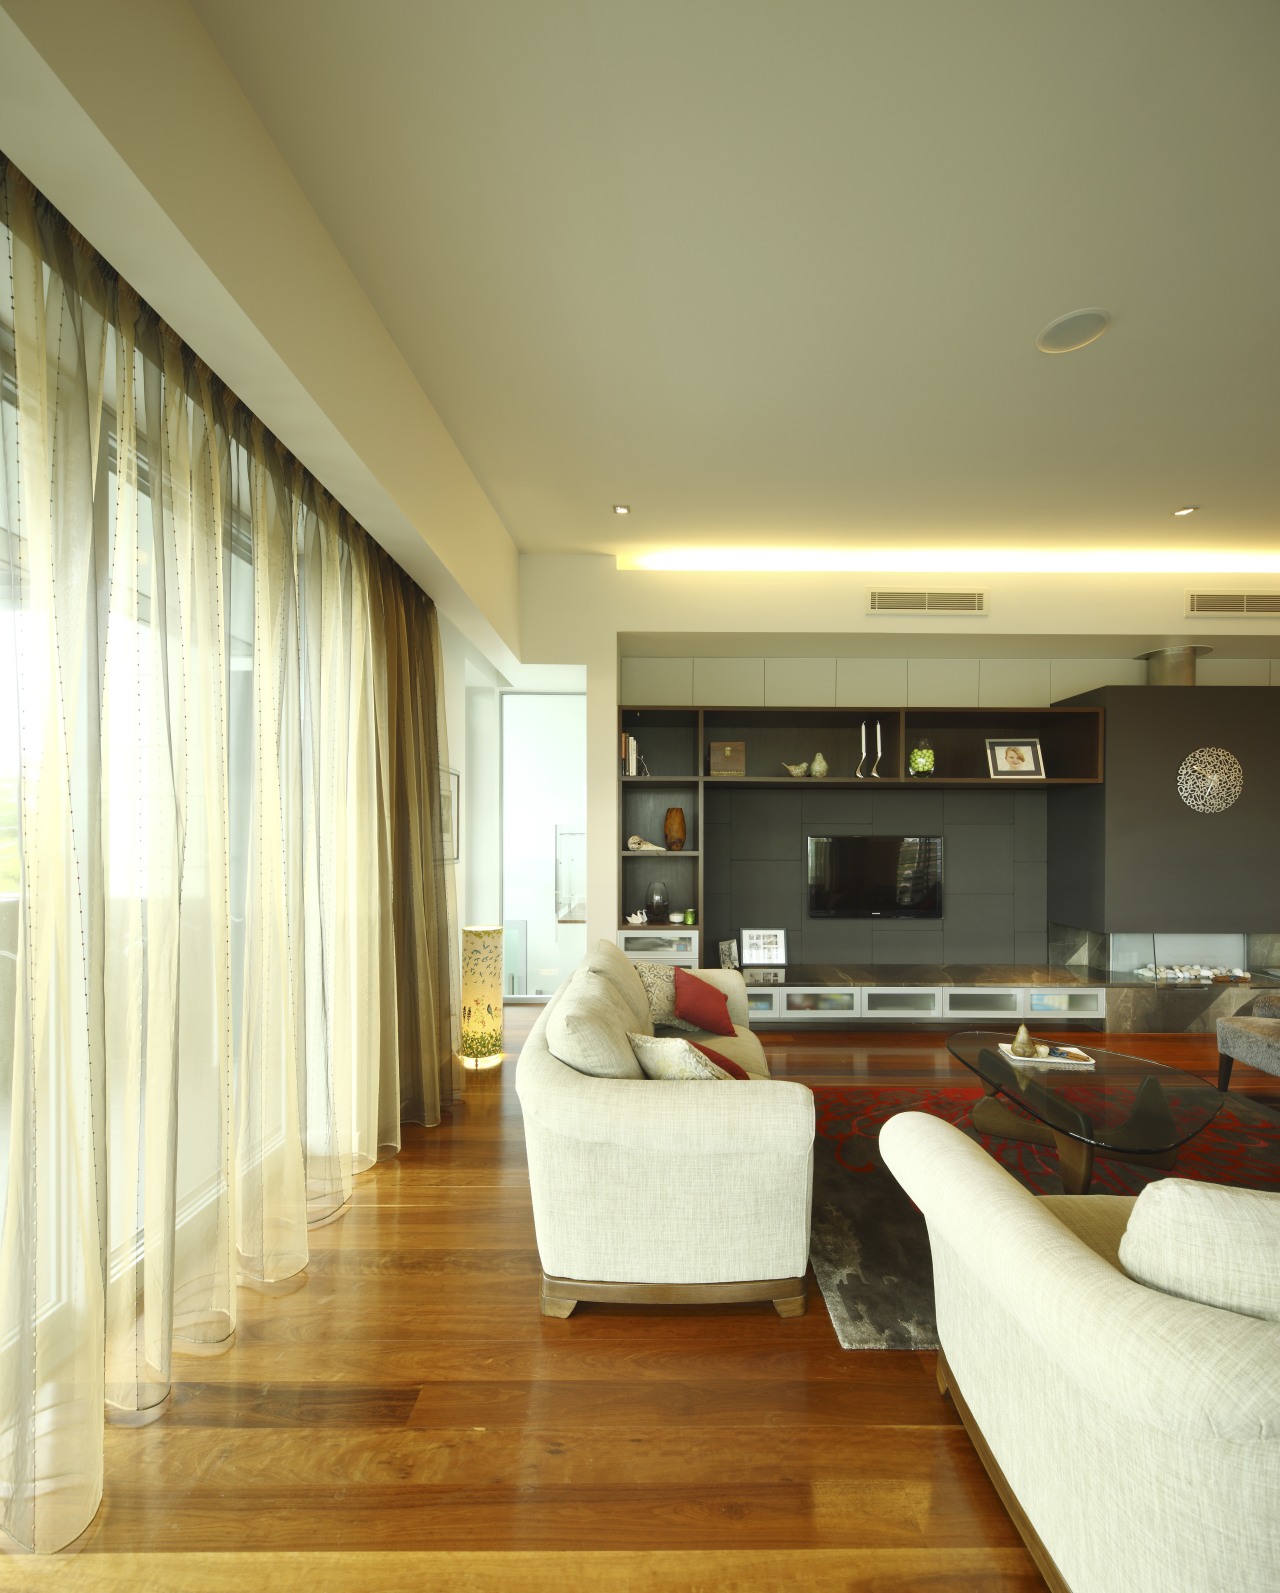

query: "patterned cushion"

left=1119, top=1178, right=1280, bottom=1322
left=546, top=970, right=644, bottom=1078
left=628, top=1032, right=734, bottom=1080
left=634, top=961, right=696, bottom=1031
left=585, top=939, right=652, bottom=1033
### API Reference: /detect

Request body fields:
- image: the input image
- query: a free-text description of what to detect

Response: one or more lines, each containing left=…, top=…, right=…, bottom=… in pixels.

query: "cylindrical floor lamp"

left=460, top=925, right=504, bottom=1066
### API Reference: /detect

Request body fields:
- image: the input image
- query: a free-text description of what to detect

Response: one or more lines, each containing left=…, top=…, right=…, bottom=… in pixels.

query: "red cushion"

left=690, top=1041, right=750, bottom=1080
left=673, top=966, right=736, bottom=1036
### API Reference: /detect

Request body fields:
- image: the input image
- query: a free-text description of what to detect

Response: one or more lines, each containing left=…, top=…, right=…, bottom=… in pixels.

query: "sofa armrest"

left=880, top=1111, right=1280, bottom=1442
left=688, top=967, right=750, bottom=1027
left=522, top=1070, right=814, bottom=1156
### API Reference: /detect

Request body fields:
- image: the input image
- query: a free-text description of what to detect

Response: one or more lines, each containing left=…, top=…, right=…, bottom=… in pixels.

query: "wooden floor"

left=8, top=1021, right=1277, bottom=1591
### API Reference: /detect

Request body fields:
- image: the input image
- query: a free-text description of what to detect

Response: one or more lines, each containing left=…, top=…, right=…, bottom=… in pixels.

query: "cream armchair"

left=880, top=1111, right=1280, bottom=1593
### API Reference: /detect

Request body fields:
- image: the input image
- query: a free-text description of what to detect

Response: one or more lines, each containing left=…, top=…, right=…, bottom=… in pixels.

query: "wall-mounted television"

left=807, top=835, right=943, bottom=919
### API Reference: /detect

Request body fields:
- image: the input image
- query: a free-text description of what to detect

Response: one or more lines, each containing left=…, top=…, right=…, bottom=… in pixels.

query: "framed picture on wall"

left=440, top=768, right=460, bottom=859
left=985, top=739, right=1044, bottom=779
left=741, top=927, right=787, bottom=966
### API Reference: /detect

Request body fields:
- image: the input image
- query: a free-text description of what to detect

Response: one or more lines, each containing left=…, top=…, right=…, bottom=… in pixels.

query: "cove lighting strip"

left=620, top=548, right=1280, bottom=575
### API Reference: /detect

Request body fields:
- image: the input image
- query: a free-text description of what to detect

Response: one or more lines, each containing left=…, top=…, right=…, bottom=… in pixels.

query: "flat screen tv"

left=807, top=834, right=943, bottom=919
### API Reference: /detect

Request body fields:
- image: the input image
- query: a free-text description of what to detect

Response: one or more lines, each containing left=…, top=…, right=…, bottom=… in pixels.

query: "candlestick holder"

left=855, top=720, right=868, bottom=779
left=870, top=720, right=883, bottom=778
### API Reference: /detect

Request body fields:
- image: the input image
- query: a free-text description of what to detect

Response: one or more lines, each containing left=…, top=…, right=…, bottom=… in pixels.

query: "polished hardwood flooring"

left=12, top=1020, right=1277, bottom=1591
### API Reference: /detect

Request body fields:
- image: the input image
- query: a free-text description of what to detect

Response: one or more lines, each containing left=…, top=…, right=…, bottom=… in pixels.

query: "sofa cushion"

left=546, top=969, right=644, bottom=1078
left=654, top=1023, right=770, bottom=1079
left=628, top=1032, right=735, bottom=1080
left=586, top=938, right=653, bottom=1033
left=634, top=961, right=696, bottom=1031
left=1118, top=1178, right=1280, bottom=1322
left=689, top=1041, right=751, bottom=1080
left=674, top=965, right=736, bottom=1036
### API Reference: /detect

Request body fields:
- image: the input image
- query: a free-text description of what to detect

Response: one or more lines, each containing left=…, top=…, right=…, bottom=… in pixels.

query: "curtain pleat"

left=0, top=157, right=459, bottom=1553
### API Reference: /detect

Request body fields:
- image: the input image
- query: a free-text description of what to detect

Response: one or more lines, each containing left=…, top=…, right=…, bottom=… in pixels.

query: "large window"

left=501, top=694, right=586, bottom=995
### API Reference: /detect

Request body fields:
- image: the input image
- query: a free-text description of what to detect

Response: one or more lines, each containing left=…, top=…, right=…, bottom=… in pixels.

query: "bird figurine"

left=782, top=760, right=809, bottom=778
left=810, top=751, right=829, bottom=779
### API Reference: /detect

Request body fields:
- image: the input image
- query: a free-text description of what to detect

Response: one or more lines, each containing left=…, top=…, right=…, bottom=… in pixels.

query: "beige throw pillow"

left=1118, top=1178, right=1280, bottom=1323
left=546, top=970, right=644, bottom=1078
left=628, top=1032, right=733, bottom=1081
left=586, top=939, right=653, bottom=1033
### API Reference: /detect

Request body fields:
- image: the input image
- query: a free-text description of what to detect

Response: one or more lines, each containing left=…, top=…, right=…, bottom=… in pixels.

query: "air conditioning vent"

left=1186, top=591, right=1280, bottom=617
left=868, top=589, right=986, bottom=615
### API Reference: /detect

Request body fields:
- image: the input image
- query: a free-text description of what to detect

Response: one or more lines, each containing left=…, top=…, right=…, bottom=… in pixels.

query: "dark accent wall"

left=1048, top=687, right=1280, bottom=933
left=703, top=785, right=1048, bottom=966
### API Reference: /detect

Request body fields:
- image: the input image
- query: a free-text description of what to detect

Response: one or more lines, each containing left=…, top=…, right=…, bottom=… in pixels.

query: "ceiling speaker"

left=1035, top=308, right=1112, bottom=354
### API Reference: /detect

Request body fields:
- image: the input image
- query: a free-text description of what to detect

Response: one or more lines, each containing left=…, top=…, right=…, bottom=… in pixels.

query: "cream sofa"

left=881, top=1110, right=1280, bottom=1593
left=515, top=940, right=815, bottom=1318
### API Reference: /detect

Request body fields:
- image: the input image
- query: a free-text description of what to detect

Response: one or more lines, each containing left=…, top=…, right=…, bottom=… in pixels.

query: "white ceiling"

left=190, top=0, right=1280, bottom=564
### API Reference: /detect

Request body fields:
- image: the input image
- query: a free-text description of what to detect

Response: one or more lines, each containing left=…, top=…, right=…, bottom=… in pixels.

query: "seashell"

left=810, top=752, right=829, bottom=779
left=782, top=761, right=809, bottom=778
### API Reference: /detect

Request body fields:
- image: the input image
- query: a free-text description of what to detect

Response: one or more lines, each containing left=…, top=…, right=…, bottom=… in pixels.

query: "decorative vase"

left=909, top=738, right=935, bottom=777
left=644, top=880, right=670, bottom=919
left=664, top=807, right=686, bottom=851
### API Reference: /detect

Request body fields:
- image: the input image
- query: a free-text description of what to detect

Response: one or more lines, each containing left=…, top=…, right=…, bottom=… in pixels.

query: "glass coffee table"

left=946, top=1031, right=1225, bottom=1194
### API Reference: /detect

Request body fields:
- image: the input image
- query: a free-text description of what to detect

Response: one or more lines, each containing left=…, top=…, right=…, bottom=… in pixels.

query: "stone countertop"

left=740, top=963, right=1279, bottom=989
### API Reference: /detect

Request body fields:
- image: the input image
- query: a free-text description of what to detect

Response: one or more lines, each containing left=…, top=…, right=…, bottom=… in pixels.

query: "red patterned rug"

left=809, top=1082, right=1280, bottom=1350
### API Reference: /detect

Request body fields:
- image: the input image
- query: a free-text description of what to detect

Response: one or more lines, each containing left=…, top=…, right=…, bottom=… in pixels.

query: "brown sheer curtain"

left=0, top=156, right=458, bottom=1553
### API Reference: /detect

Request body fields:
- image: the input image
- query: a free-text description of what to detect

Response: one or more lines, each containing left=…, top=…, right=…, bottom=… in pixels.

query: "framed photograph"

left=741, top=927, right=787, bottom=966
left=985, top=739, right=1045, bottom=779
left=440, top=768, right=460, bottom=860
left=718, top=938, right=740, bottom=970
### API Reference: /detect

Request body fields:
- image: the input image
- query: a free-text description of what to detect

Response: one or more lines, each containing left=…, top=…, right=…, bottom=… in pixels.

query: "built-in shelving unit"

left=617, top=702, right=1104, bottom=947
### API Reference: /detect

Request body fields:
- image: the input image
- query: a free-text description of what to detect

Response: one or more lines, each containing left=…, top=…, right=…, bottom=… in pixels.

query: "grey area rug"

left=809, top=1081, right=1280, bottom=1350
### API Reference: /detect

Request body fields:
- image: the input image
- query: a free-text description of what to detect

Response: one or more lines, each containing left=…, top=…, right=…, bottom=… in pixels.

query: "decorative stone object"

left=909, top=738, right=935, bottom=777
left=627, top=835, right=665, bottom=851
left=1135, top=964, right=1250, bottom=983
left=810, top=752, right=829, bottom=779
left=782, top=761, right=809, bottom=778
left=663, top=807, right=686, bottom=851
left=1009, top=1023, right=1036, bottom=1058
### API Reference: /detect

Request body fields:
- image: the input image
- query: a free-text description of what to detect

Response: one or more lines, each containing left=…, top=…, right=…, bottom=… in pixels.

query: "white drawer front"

left=944, top=987, right=1025, bottom=1020
left=1026, top=988, right=1107, bottom=1018
left=616, top=928, right=699, bottom=960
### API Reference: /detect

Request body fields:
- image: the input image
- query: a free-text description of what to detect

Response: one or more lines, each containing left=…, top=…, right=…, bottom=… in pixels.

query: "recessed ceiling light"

left=613, top=504, right=630, bottom=515
left=1173, top=505, right=1199, bottom=516
left=1035, top=308, right=1112, bottom=354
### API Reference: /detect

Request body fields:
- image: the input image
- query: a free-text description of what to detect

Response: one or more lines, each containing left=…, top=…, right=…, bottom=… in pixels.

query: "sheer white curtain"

left=0, top=160, right=458, bottom=1553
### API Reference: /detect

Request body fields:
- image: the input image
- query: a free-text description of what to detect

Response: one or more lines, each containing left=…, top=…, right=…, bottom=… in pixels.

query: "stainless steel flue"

left=1136, top=645, right=1212, bottom=685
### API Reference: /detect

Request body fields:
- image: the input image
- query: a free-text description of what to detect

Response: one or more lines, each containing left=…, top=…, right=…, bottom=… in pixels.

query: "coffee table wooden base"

left=970, top=1089, right=1177, bottom=1194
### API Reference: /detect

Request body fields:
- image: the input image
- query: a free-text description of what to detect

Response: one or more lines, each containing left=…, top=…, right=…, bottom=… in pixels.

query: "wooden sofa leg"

left=772, top=1282, right=807, bottom=1318
left=540, top=1276, right=577, bottom=1318
left=1217, top=1052, right=1234, bottom=1092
